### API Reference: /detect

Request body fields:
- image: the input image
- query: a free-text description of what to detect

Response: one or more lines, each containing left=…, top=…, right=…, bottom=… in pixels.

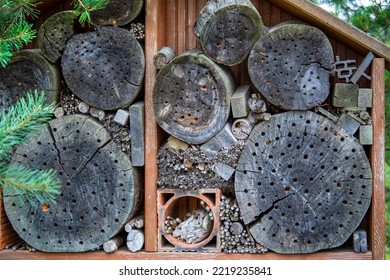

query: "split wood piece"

left=235, top=111, right=372, bottom=254
left=127, top=228, right=144, bottom=252
left=103, top=235, right=125, bottom=253
left=359, top=125, right=373, bottom=145
left=114, top=109, right=130, bottom=126
left=248, top=93, right=267, bottom=113
left=3, top=114, right=143, bottom=252
left=332, top=83, right=359, bottom=108
left=353, top=229, right=368, bottom=253
left=337, top=113, right=361, bottom=135
left=200, top=121, right=237, bottom=157
left=153, top=49, right=235, bottom=144
left=231, top=85, right=251, bottom=118
left=194, top=0, right=263, bottom=66
left=129, top=101, right=145, bottom=167
left=316, top=107, right=338, bottom=123
left=232, top=118, right=252, bottom=140
left=358, top=89, right=373, bottom=108
left=248, top=23, right=334, bottom=110
left=125, top=214, right=145, bottom=232
left=154, top=47, right=176, bottom=70
left=91, top=0, right=144, bottom=26
left=0, top=49, right=61, bottom=113
left=61, top=27, right=145, bottom=111
left=213, top=162, right=235, bottom=181
left=350, top=52, right=374, bottom=84
left=90, top=107, right=106, bottom=121
left=37, top=10, right=78, bottom=63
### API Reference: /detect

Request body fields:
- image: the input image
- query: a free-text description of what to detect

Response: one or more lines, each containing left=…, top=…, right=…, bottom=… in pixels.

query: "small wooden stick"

left=103, top=235, right=125, bottom=253
left=154, top=47, right=176, bottom=69
left=126, top=229, right=144, bottom=252
left=125, top=214, right=145, bottom=232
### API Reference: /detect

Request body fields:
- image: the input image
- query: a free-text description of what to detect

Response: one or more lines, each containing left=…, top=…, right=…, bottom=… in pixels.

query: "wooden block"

left=350, top=52, right=374, bottom=84
left=337, top=113, right=360, bottom=135
left=164, top=136, right=189, bottom=151
left=213, top=162, right=235, bottom=181
left=332, top=83, right=359, bottom=107
left=359, top=125, right=373, bottom=145
left=231, top=85, right=251, bottom=118
left=358, top=88, right=373, bottom=108
left=154, top=47, right=176, bottom=69
left=353, top=229, right=368, bottom=253
left=129, top=101, right=145, bottom=167
left=114, top=109, right=130, bottom=126
left=316, top=107, right=338, bottom=122
left=200, top=122, right=237, bottom=157
left=200, top=137, right=224, bottom=158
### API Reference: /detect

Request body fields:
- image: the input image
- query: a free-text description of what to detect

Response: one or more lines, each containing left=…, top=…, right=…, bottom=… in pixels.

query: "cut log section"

left=3, top=114, right=142, bottom=252
left=194, top=0, right=263, bottom=66
left=91, top=0, right=144, bottom=26
left=248, top=23, right=334, bottom=110
left=37, top=10, right=78, bottom=63
left=0, top=49, right=61, bottom=112
left=153, top=49, right=235, bottom=144
left=235, top=111, right=372, bottom=254
left=61, top=27, right=145, bottom=111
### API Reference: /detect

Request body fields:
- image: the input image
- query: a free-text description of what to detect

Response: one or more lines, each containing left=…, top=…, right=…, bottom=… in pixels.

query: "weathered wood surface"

left=91, top=0, right=144, bottom=26
left=127, top=229, right=144, bottom=252
left=0, top=49, right=61, bottom=112
left=332, top=83, right=359, bottom=108
left=61, top=27, right=144, bottom=111
left=248, top=23, right=334, bottom=110
left=235, top=111, right=372, bottom=254
left=153, top=49, right=235, bottom=144
left=125, top=215, right=145, bottom=232
left=194, top=0, right=263, bottom=66
left=231, top=85, right=251, bottom=118
left=3, top=115, right=142, bottom=252
left=103, top=235, right=125, bottom=253
left=154, top=47, right=176, bottom=69
left=37, top=10, right=78, bottom=63
left=129, top=101, right=145, bottom=167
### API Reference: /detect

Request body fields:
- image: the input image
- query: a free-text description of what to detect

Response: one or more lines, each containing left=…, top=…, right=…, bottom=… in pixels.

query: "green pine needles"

left=0, top=90, right=61, bottom=205
left=72, top=0, right=109, bottom=26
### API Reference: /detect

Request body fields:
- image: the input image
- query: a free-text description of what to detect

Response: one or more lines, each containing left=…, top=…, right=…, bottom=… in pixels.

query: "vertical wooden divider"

left=144, top=0, right=167, bottom=252
left=369, top=58, right=385, bottom=260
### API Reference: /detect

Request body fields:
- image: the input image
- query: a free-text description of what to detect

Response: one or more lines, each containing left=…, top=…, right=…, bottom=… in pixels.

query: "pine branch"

left=0, top=90, right=55, bottom=161
left=72, top=0, right=108, bottom=26
left=0, top=165, right=61, bottom=205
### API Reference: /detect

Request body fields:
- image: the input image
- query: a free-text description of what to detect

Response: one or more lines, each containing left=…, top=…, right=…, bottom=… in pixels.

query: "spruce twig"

left=72, top=0, right=108, bottom=26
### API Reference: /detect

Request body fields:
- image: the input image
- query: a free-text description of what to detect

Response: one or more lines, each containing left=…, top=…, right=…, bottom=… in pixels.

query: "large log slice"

left=194, top=0, right=263, bottom=66
left=153, top=49, right=235, bottom=144
left=235, top=111, right=372, bottom=254
left=3, top=115, right=142, bottom=252
left=91, top=0, right=144, bottom=26
left=248, top=23, right=334, bottom=110
left=61, top=27, right=144, bottom=111
left=0, top=49, right=61, bottom=112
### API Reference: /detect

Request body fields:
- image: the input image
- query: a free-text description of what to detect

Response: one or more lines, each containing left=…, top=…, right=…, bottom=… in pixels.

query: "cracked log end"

left=3, top=114, right=142, bottom=252
left=235, top=111, right=372, bottom=254
left=248, top=23, right=334, bottom=110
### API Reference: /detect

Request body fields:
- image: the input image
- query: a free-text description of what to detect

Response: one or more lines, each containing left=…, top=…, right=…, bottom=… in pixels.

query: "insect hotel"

left=0, top=0, right=388, bottom=260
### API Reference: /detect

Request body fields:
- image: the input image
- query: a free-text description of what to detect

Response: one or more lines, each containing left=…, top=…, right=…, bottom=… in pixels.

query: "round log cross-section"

left=3, top=114, right=142, bottom=252
left=61, top=27, right=145, bottom=111
left=91, top=0, right=144, bottom=26
left=153, top=49, right=235, bottom=144
left=235, top=111, right=372, bottom=254
left=0, top=49, right=61, bottom=113
left=248, top=23, right=334, bottom=110
left=194, top=0, right=263, bottom=66
left=38, top=10, right=78, bottom=63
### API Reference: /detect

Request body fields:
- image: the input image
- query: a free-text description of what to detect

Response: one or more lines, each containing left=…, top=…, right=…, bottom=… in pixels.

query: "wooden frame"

left=0, top=0, right=387, bottom=260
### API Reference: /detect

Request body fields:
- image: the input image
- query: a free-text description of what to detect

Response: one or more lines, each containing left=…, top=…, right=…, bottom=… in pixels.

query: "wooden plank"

left=259, top=0, right=271, bottom=27
left=166, top=0, right=177, bottom=51
left=187, top=0, right=198, bottom=50
left=369, top=58, right=385, bottom=260
left=270, top=0, right=389, bottom=69
left=0, top=248, right=373, bottom=260
left=270, top=4, right=281, bottom=26
left=144, top=0, right=167, bottom=252
left=130, top=102, right=145, bottom=166
left=177, top=0, right=187, bottom=54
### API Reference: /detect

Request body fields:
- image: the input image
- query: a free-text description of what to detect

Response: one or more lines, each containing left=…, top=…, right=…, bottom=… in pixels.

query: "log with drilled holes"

left=153, top=49, right=235, bottom=144
left=248, top=23, right=334, bottom=110
left=0, top=49, right=61, bottom=112
left=194, top=0, right=263, bottom=66
left=61, top=27, right=144, bottom=111
left=235, top=111, right=372, bottom=254
left=91, top=0, right=144, bottom=26
left=37, top=10, right=78, bottom=63
left=3, top=114, right=142, bottom=252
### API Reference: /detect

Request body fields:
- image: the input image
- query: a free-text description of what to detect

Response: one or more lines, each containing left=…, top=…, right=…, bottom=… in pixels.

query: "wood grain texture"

left=3, top=115, right=142, bottom=252
left=0, top=248, right=373, bottom=260
left=61, top=27, right=145, bottom=110
left=235, top=111, right=372, bottom=254
left=369, top=58, right=385, bottom=260
left=0, top=188, right=19, bottom=250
